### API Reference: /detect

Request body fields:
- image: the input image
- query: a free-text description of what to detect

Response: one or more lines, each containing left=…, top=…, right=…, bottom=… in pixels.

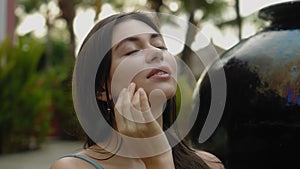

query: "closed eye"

left=125, top=50, right=140, bottom=56
left=125, top=46, right=167, bottom=56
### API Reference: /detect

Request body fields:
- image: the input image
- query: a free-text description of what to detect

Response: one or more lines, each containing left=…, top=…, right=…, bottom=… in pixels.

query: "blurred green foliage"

left=0, top=37, right=51, bottom=154
left=0, top=35, right=82, bottom=154
left=176, top=75, right=194, bottom=114
left=45, top=38, right=83, bottom=140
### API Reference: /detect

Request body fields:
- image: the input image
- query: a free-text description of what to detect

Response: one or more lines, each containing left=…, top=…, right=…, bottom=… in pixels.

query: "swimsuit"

left=61, top=154, right=104, bottom=169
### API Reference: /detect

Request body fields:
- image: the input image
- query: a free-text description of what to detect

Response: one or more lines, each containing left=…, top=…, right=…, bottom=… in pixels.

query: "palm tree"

left=57, top=0, right=76, bottom=57
left=235, top=0, right=242, bottom=40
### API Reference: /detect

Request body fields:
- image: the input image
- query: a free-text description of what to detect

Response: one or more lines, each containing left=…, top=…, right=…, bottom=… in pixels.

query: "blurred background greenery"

left=0, top=0, right=272, bottom=154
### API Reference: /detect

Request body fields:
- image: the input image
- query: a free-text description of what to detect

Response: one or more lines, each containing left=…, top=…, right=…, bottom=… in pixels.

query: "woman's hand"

left=114, top=82, right=175, bottom=169
left=114, top=82, right=163, bottom=138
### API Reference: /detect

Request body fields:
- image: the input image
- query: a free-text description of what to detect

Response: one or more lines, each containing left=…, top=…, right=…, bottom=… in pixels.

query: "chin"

left=164, top=90, right=177, bottom=99
left=145, top=84, right=177, bottom=100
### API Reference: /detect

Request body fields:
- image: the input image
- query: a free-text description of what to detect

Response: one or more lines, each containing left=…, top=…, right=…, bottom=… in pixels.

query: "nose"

left=145, top=47, right=164, bottom=63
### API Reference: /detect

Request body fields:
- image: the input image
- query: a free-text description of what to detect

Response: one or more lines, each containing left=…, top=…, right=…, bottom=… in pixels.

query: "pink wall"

left=6, top=0, right=16, bottom=40
left=0, top=0, right=16, bottom=42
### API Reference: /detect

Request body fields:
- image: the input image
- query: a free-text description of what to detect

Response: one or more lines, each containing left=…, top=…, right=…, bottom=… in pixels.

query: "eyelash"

left=125, top=46, right=168, bottom=56
left=125, top=50, right=140, bottom=56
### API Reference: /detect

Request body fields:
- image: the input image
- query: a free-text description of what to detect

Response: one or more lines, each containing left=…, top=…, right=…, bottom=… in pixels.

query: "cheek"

left=132, top=76, right=177, bottom=100
left=110, top=57, right=144, bottom=97
left=131, top=76, right=145, bottom=89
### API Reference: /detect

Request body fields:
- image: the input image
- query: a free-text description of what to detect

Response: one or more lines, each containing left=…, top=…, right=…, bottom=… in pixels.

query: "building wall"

left=0, top=0, right=16, bottom=42
left=0, top=0, right=7, bottom=42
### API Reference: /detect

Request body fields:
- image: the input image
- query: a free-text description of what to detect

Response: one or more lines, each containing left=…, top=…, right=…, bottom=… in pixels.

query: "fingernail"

left=139, top=88, right=145, bottom=95
left=129, top=82, right=135, bottom=88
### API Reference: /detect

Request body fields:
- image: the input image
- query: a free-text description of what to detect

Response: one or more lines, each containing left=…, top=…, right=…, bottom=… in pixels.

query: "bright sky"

left=240, top=0, right=290, bottom=16
left=16, top=0, right=293, bottom=54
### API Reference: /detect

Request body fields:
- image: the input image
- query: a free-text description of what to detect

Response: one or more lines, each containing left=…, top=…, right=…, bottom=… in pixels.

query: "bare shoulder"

left=49, top=156, right=93, bottom=169
left=195, top=150, right=225, bottom=169
left=50, top=157, right=76, bottom=169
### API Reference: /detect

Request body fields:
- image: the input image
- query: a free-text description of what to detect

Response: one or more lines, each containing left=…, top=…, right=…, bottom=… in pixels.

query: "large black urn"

left=191, top=1, right=300, bottom=169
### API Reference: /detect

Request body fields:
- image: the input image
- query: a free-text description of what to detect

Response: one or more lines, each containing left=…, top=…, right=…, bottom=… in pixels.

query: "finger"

left=121, top=83, right=135, bottom=114
left=114, top=88, right=127, bottom=129
left=132, top=90, right=141, bottom=110
left=119, top=83, right=136, bottom=123
left=116, top=88, right=134, bottom=122
left=131, top=90, right=144, bottom=123
left=121, top=88, right=135, bottom=123
left=122, top=86, right=131, bottom=109
left=115, top=88, right=136, bottom=135
left=128, top=82, right=136, bottom=100
left=139, top=88, right=150, bottom=113
left=139, top=88, right=155, bottom=123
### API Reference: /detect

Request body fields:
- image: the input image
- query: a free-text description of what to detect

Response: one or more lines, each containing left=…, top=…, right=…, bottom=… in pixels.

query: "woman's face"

left=109, top=19, right=177, bottom=100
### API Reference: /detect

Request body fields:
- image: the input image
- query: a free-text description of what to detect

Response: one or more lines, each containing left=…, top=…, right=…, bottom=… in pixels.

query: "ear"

left=96, top=90, right=111, bottom=101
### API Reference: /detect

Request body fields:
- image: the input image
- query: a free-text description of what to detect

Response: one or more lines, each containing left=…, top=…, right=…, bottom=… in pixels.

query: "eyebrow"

left=113, top=33, right=163, bottom=51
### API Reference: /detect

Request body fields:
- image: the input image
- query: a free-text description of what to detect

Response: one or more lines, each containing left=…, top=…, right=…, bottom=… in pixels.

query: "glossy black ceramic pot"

left=190, top=1, right=300, bottom=169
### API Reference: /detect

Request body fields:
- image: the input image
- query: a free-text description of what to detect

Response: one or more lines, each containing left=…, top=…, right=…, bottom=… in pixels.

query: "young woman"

left=50, top=12, right=224, bottom=169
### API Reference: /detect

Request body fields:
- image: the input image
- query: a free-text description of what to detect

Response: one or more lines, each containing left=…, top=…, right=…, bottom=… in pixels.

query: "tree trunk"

left=148, top=0, right=163, bottom=12
left=181, top=0, right=197, bottom=68
left=58, top=0, right=76, bottom=57
left=93, top=1, right=103, bottom=22
left=235, top=0, right=242, bottom=40
left=45, top=14, right=52, bottom=72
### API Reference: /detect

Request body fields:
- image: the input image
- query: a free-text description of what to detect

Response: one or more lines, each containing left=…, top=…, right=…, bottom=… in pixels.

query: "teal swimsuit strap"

left=61, top=154, right=104, bottom=169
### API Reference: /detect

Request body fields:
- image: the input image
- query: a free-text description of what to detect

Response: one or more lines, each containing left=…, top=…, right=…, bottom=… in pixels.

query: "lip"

left=146, top=66, right=172, bottom=79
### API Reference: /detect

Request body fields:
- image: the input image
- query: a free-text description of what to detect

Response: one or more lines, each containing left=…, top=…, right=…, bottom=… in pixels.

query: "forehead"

left=112, top=19, right=158, bottom=46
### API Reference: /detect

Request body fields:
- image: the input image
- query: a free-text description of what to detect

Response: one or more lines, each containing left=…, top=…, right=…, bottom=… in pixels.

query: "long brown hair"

left=77, top=12, right=209, bottom=169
